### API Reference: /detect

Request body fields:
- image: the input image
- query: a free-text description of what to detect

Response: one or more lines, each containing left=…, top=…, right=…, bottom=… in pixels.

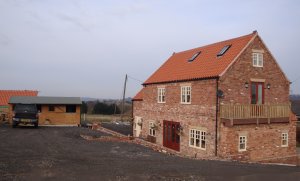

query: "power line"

left=127, top=75, right=144, bottom=84
left=291, top=75, right=300, bottom=84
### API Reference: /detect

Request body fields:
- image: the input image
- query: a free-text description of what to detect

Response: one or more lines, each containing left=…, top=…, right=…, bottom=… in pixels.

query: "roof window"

left=217, top=45, right=231, bottom=57
left=188, top=51, right=201, bottom=62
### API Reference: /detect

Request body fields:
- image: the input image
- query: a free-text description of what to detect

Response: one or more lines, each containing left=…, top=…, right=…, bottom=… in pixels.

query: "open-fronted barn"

left=9, top=96, right=82, bottom=126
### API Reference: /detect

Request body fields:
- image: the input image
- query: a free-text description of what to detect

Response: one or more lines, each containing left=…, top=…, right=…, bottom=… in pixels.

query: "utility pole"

left=121, top=74, right=128, bottom=121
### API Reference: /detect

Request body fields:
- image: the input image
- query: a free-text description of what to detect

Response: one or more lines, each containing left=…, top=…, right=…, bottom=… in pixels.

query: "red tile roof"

left=144, top=32, right=257, bottom=85
left=0, top=90, right=38, bottom=106
left=132, top=88, right=143, bottom=101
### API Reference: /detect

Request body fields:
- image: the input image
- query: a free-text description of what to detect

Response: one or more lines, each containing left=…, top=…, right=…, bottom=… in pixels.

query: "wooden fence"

left=220, top=104, right=290, bottom=119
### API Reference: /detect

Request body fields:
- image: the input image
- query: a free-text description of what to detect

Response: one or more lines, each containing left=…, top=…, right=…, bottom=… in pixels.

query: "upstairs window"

left=252, top=52, right=263, bottom=67
left=188, top=51, right=201, bottom=62
left=181, top=86, right=191, bottom=104
left=217, top=45, right=231, bottom=57
left=157, top=88, right=166, bottom=103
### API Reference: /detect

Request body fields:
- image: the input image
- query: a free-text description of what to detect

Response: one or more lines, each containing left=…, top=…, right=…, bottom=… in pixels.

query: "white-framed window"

left=181, top=86, right=191, bottom=104
left=239, top=136, right=247, bottom=151
left=189, top=129, right=206, bottom=149
left=149, top=122, right=156, bottom=136
left=281, top=133, right=288, bottom=147
left=157, top=88, right=166, bottom=103
left=252, top=52, right=263, bottom=67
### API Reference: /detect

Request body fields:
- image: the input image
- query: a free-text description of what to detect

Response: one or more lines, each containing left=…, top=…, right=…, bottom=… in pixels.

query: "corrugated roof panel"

left=9, top=96, right=82, bottom=105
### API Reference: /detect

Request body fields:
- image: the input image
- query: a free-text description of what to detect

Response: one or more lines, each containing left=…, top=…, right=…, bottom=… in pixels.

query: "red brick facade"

left=133, top=79, right=217, bottom=158
left=133, top=33, right=296, bottom=163
left=217, top=36, right=295, bottom=162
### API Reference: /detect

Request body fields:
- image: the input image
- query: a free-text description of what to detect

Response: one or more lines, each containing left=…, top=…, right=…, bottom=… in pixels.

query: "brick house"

left=8, top=96, right=82, bottom=126
left=132, top=31, right=296, bottom=163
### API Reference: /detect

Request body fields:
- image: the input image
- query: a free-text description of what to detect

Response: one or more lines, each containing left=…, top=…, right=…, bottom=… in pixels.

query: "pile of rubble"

left=80, top=134, right=133, bottom=143
left=81, top=123, right=176, bottom=155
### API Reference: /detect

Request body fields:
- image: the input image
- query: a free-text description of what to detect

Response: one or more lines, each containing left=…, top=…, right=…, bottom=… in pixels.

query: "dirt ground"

left=0, top=125, right=300, bottom=181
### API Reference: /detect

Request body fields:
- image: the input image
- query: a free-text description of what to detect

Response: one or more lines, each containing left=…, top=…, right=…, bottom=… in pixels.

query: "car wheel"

left=12, top=122, right=17, bottom=128
left=34, top=123, right=38, bottom=128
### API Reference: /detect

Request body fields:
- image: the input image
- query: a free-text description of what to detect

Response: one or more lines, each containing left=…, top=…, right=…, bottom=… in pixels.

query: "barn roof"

left=9, top=96, right=82, bottom=105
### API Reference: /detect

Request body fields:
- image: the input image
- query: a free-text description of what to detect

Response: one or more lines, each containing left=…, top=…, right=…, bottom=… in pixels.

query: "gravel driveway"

left=101, top=121, right=133, bottom=136
left=0, top=125, right=299, bottom=181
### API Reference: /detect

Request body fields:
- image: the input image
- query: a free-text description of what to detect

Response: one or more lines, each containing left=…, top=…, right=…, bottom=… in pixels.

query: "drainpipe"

left=215, top=77, right=219, bottom=156
left=131, top=100, right=134, bottom=136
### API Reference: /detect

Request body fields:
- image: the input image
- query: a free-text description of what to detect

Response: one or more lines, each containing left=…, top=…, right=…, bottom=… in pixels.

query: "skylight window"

left=217, top=45, right=231, bottom=57
left=188, top=51, right=201, bottom=62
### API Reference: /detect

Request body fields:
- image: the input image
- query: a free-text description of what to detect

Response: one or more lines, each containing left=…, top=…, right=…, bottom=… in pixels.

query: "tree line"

left=81, top=101, right=121, bottom=115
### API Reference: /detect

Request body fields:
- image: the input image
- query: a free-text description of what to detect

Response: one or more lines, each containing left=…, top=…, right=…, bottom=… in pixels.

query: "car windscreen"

left=14, top=104, right=37, bottom=112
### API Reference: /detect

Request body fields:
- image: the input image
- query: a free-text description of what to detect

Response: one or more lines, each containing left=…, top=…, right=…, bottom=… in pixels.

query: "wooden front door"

left=163, top=120, right=180, bottom=151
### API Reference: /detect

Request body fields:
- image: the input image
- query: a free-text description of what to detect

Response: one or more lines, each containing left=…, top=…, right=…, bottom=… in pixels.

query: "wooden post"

left=121, top=74, right=128, bottom=121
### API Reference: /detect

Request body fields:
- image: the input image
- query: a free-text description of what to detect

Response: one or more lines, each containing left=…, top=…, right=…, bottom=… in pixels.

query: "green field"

left=81, top=114, right=132, bottom=123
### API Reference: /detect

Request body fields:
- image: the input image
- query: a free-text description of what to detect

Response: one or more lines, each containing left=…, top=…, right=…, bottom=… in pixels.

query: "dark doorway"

left=163, top=120, right=180, bottom=151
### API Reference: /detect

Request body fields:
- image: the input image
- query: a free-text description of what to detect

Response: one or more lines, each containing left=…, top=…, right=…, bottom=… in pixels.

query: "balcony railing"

left=220, top=104, right=290, bottom=119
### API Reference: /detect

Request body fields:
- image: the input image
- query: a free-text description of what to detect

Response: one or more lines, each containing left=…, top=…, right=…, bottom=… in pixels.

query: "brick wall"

left=218, top=122, right=296, bottom=161
left=133, top=79, right=217, bottom=158
left=218, top=35, right=295, bottom=161
left=219, top=36, right=289, bottom=105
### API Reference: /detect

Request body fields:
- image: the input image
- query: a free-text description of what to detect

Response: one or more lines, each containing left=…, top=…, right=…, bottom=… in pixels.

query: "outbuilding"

left=9, top=96, right=82, bottom=126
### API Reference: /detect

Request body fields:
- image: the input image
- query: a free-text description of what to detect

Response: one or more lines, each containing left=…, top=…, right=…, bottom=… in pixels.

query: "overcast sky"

left=1, top=0, right=300, bottom=99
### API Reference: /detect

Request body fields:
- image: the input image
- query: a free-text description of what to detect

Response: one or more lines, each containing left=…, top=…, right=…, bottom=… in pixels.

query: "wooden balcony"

left=220, top=104, right=290, bottom=126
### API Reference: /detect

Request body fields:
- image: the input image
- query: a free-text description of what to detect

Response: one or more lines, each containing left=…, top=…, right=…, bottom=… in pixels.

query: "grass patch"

left=81, top=114, right=131, bottom=123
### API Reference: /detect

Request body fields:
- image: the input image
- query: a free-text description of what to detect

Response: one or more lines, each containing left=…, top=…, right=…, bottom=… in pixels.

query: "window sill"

left=238, top=149, right=247, bottom=152
left=189, top=145, right=206, bottom=150
left=281, top=145, right=288, bottom=147
left=181, top=102, right=191, bottom=105
left=157, top=102, right=166, bottom=104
